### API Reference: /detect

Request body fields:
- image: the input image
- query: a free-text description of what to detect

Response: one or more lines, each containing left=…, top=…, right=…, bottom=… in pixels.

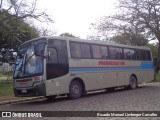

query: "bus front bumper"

left=13, top=83, right=46, bottom=97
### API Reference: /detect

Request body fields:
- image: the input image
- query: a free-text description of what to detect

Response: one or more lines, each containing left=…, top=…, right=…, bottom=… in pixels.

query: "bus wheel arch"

left=129, top=74, right=138, bottom=89
left=68, top=78, right=85, bottom=99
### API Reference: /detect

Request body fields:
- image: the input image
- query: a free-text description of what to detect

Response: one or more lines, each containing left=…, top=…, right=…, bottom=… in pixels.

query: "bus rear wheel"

left=129, top=75, right=137, bottom=89
left=68, top=80, right=82, bottom=99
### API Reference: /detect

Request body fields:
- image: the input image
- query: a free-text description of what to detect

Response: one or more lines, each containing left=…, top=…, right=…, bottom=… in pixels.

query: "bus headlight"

left=33, top=76, right=42, bottom=81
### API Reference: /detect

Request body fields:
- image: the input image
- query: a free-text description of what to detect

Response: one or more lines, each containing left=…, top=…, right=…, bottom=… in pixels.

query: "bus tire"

left=68, top=80, right=82, bottom=99
left=129, top=75, right=137, bottom=89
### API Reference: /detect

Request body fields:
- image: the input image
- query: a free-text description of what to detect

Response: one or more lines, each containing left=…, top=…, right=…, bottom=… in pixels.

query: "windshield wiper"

left=14, top=61, right=24, bottom=78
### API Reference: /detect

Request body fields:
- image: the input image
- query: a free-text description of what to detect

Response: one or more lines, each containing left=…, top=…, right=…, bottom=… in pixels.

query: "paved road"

left=0, top=82, right=160, bottom=120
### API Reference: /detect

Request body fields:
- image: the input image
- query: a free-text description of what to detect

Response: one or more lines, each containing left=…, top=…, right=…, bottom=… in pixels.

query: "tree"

left=147, top=43, right=158, bottom=59
left=0, top=0, right=54, bottom=62
left=0, top=0, right=53, bottom=25
left=39, top=27, right=57, bottom=36
left=0, top=10, right=39, bottom=49
left=112, top=32, right=148, bottom=46
left=0, top=11, right=39, bottom=63
left=92, top=0, right=160, bottom=75
left=59, top=32, right=78, bottom=38
left=0, top=0, right=54, bottom=49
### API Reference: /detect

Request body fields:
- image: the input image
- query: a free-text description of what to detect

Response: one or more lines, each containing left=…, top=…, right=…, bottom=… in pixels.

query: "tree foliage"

left=0, top=10, right=39, bottom=51
left=112, top=32, right=148, bottom=46
left=92, top=0, right=160, bottom=73
left=147, top=43, right=158, bottom=59
left=0, top=0, right=54, bottom=62
left=0, top=10, right=39, bottom=62
left=93, top=0, right=160, bottom=43
left=0, top=0, right=53, bottom=25
left=0, top=0, right=54, bottom=49
left=59, top=32, right=78, bottom=38
left=39, top=27, right=57, bottom=36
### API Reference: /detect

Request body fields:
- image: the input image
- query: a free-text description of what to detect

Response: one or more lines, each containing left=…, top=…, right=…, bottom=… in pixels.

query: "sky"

left=37, top=0, right=117, bottom=39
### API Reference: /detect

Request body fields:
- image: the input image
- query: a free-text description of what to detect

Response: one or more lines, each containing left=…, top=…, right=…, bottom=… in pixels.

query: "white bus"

left=13, top=36, right=154, bottom=99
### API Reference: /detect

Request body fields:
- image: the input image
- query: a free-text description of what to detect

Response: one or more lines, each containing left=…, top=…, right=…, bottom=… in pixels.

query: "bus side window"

left=47, top=48, right=58, bottom=63
left=70, top=42, right=82, bottom=58
left=47, top=39, right=69, bottom=80
left=124, top=49, right=135, bottom=60
left=109, top=47, right=123, bottom=60
left=92, top=45, right=102, bottom=59
left=135, top=50, right=141, bottom=60
left=101, top=46, right=109, bottom=59
left=146, top=50, right=152, bottom=61
left=118, top=48, right=123, bottom=59
left=141, top=50, right=147, bottom=61
left=81, top=44, right=91, bottom=58
left=109, top=47, right=116, bottom=59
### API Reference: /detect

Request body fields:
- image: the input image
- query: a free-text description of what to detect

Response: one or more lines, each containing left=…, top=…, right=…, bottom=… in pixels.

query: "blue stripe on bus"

left=140, top=62, right=154, bottom=69
left=69, top=62, right=154, bottom=72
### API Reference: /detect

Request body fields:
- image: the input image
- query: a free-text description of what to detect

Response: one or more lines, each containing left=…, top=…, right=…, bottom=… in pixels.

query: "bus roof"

left=22, top=36, right=151, bottom=50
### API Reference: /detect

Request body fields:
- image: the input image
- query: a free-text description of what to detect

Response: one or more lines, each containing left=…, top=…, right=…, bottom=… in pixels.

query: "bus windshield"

left=13, top=39, right=46, bottom=78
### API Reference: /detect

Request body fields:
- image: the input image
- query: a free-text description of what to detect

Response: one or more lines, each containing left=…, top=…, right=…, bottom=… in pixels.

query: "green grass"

left=0, top=76, right=8, bottom=81
left=148, top=74, right=160, bottom=83
left=0, top=83, right=32, bottom=102
left=0, top=72, right=8, bottom=81
left=0, top=83, right=29, bottom=102
left=156, top=74, right=160, bottom=80
left=0, top=73, right=12, bottom=83
left=0, top=84, right=13, bottom=96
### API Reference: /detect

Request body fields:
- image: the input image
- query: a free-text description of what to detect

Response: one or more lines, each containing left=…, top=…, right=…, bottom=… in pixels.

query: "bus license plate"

left=22, top=89, right=27, bottom=93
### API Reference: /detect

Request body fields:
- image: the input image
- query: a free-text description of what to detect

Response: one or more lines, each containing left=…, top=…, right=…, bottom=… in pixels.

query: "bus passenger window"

left=124, top=49, right=135, bottom=60
left=70, top=43, right=82, bottom=58
left=135, top=50, right=142, bottom=60
left=70, top=42, right=91, bottom=59
left=101, top=46, right=109, bottom=59
left=92, top=45, right=102, bottom=58
left=81, top=44, right=91, bottom=58
left=109, top=47, right=123, bottom=60
left=146, top=50, right=152, bottom=61
left=141, top=50, right=148, bottom=61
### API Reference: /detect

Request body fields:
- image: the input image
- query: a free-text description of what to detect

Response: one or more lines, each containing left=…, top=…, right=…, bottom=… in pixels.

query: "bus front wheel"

left=129, top=75, right=137, bottom=89
left=68, top=80, right=82, bottom=99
